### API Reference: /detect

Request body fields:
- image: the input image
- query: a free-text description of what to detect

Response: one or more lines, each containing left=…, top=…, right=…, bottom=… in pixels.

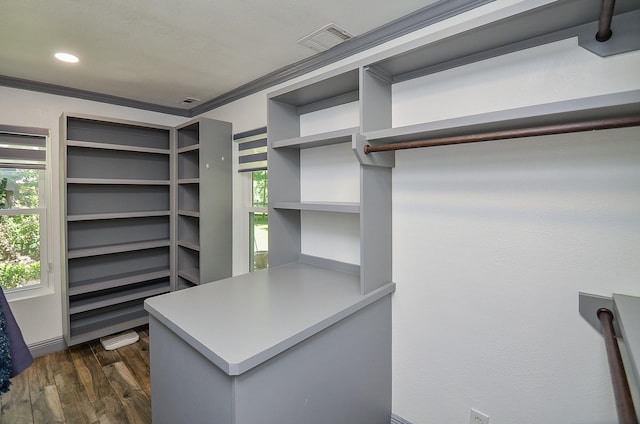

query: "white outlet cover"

left=470, top=408, right=490, bottom=424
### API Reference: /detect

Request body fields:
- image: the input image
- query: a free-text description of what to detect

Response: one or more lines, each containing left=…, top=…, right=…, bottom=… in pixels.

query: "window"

left=0, top=126, right=49, bottom=293
left=250, top=170, right=268, bottom=271
left=234, top=127, right=268, bottom=272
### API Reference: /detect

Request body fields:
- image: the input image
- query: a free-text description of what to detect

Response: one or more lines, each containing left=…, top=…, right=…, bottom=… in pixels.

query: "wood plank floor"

left=0, top=327, right=151, bottom=424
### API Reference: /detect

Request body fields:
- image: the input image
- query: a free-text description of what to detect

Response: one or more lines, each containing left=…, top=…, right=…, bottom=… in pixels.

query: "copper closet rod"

left=597, top=308, right=638, bottom=424
left=363, top=115, right=640, bottom=154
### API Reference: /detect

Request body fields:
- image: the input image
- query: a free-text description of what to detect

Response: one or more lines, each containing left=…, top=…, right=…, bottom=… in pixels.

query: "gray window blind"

left=234, top=127, right=267, bottom=173
left=0, top=125, right=48, bottom=170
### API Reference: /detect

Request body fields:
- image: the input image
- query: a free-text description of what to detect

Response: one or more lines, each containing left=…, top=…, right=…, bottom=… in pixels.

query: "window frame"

left=0, top=126, right=52, bottom=299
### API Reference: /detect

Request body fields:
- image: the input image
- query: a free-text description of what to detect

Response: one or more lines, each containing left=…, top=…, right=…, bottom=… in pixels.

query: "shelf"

left=271, top=127, right=358, bottom=149
left=178, top=240, right=200, bottom=252
left=66, top=139, right=170, bottom=155
left=68, top=267, right=171, bottom=296
left=366, top=0, right=640, bottom=84
left=178, top=267, right=200, bottom=285
left=68, top=239, right=170, bottom=259
left=178, top=178, right=200, bottom=184
left=69, top=300, right=149, bottom=345
left=363, top=91, right=640, bottom=145
left=178, top=144, right=200, bottom=154
left=269, top=68, right=359, bottom=108
left=178, top=210, right=200, bottom=218
left=69, top=280, right=170, bottom=315
left=68, top=210, right=170, bottom=221
left=67, top=178, right=171, bottom=185
left=273, top=201, right=359, bottom=214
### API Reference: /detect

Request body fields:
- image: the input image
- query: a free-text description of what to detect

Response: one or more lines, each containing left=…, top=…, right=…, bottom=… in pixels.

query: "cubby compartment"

left=177, top=247, right=199, bottom=285
left=67, top=216, right=169, bottom=251
left=69, top=278, right=169, bottom=315
left=69, top=299, right=149, bottom=345
left=300, top=211, right=360, bottom=266
left=178, top=215, right=199, bottom=246
left=67, top=146, right=170, bottom=181
left=68, top=249, right=170, bottom=297
left=178, top=183, right=199, bottom=213
left=178, top=149, right=199, bottom=180
left=177, top=122, right=199, bottom=149
left=66, top=184, right=170, bottom=216
left=66, top=116, right=170, bottom=150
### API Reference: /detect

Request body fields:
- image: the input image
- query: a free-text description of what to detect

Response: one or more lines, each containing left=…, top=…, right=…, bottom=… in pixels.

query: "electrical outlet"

left=470, top=408, right=490, bottom=424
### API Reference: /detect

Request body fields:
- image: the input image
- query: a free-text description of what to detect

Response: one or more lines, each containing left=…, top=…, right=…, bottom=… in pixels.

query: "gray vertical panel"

left=234, top=295, right=392, bottom=424
left=360, top=66, right=392, bottom=133
left=199, top=118, right=233, bottom=284
left=149, top=317, right=233, bottom=424
left=268, top=99, right=302, bottom=267
left=170, top=128, right=177, bottom=291
left=360, top=165, right=393, bottom=294
left=60, top=113, right=71, bottom=345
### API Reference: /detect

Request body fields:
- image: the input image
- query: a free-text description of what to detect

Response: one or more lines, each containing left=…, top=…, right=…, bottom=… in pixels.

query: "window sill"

left=5, top=285, right=55, bottom=303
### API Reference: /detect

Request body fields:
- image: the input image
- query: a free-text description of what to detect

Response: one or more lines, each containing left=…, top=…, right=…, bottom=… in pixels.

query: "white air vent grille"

left=297, top=23, right=354, bottom=53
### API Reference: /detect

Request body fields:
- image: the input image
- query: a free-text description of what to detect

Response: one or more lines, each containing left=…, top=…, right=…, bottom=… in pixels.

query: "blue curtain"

left=0, top=289, right=33, bottom=393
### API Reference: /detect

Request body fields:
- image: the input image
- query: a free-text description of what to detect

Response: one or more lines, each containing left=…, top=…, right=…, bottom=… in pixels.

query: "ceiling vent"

left=297, top=23, right=354, bottom=53
left=181, top=97, right=201, bottom=104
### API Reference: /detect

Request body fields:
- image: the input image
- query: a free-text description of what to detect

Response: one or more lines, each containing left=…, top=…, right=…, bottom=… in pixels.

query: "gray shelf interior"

left=178, top=183, right=199, bottom=213
left=67, top=116, right=170, bottom=150
left=67, top=216, right=170, bottom=250
left=178, top=149, right=199, bottom=179
left=69, top=278, right=170, bottom=315
left=178, top=215, right=199, bottom=245
left=69, top=299, right=148, bottom=343
left=66, top=184, right=170, bottom=215
left=177, top=122, right=199, bottom=149
left=67, top=146, right=170, bottom=180
left=68, top=248, right=169, bottom=288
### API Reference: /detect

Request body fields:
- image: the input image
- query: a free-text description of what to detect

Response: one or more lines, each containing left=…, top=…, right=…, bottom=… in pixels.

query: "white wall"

left=0, top=86, right=186, bottom=345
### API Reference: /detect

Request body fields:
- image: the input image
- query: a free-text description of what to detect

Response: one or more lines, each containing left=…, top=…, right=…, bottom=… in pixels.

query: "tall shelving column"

left=175, top=117, right=232, bottom=290
left=61, top=113, right=173, bottom=346
left=268, top=66, right=394, bottom=294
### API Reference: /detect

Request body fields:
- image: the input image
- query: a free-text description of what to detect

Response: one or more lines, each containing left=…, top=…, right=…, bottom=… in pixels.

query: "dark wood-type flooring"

left=0, top=327, right=151, bottom=424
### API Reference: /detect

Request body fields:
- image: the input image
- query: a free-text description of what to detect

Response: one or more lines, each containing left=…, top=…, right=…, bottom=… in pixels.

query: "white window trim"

left=1, top=133, right=53, bottom=301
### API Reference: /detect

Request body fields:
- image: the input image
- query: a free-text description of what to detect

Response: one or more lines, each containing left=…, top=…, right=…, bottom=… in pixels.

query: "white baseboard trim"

left=28, top=336, right=67, bottom=358
left=391, top=413, right=414, bottom=424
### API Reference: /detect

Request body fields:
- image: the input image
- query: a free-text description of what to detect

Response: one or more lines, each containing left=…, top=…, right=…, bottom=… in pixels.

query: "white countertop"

left=144, top=262, right=395, bottom=375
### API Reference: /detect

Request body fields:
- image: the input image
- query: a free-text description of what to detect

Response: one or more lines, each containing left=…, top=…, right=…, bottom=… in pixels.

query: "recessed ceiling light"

left=55, top=52, right=79, bottom=63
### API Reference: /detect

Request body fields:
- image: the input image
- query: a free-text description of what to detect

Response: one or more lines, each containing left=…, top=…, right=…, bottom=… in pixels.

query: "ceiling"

left=0, top=0, right=442, bottom=115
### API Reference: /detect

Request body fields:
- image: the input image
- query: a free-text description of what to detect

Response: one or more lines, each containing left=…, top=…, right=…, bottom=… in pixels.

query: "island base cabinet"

left=149, top=295, right=392, bottom=424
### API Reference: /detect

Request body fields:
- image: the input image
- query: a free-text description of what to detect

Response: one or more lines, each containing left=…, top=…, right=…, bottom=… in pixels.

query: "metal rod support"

left=596, top=0, right=616, bottom=42
left=597, top=308, right=638, bottom=424
left=364, top=115, right=640, bottom=154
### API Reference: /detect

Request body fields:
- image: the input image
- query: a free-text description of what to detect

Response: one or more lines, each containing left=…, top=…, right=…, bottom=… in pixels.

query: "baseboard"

left=391, top=413, right=414, bottom=424
left=28, top=336, right=67, bottom=358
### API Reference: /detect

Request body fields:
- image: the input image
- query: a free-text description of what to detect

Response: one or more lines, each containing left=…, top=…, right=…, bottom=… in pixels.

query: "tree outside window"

left=0, top=169, right=43, bottom=290
left=250, top=170, right=268, bottom=271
